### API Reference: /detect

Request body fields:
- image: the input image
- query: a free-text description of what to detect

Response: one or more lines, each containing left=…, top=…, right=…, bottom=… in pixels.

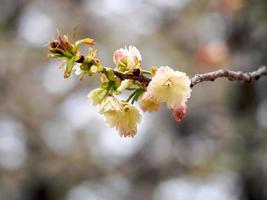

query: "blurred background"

left=0, top=0, right=267, bottom=199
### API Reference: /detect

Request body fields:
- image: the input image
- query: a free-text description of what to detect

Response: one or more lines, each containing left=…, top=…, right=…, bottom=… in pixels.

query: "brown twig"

left=112, top=66, right=267, bottom=88
left=100, top=68, right=151, bottom=86
left=190, top=66, right=267, bottom=88
left=49, top=37, right=267, bottom=88
left=113, top=71, right=151, bottom=86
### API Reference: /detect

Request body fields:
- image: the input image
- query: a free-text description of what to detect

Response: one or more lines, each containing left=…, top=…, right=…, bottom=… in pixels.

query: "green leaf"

left=64, top=56, right=75, bottom=78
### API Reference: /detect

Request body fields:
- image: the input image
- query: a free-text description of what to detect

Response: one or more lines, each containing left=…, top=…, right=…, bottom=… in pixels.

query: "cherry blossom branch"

left=190, top=66, right=267, bottom=87
left=47, top=34, right=267, bottom=137
left=111, top=66, right=267, bottom=88
left=113, top=69, right=151, bottom=86
left=48, top=35, right=267, bottom=89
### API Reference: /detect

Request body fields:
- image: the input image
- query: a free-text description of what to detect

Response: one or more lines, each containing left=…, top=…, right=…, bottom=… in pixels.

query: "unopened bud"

left=171, top=103, right=187, bottom=122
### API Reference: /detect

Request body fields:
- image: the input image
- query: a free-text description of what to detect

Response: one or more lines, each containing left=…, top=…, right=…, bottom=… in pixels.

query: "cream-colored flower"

left=104, top=101, right=141, bottom=137
left=139, top=91, right=160, bottom=112
left=148, top=66, right=191, bottom=108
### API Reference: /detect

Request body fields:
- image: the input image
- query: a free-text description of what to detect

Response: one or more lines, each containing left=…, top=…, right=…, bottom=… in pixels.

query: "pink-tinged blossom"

left=112, top=46, right=142, bottom=72
left=171, top=103, right=187, bottom=122
left=139, top=90, right=160, bottom=112
left=148, top=66, right=191, bottom=109
left=113, top=48, right=129, bottom=66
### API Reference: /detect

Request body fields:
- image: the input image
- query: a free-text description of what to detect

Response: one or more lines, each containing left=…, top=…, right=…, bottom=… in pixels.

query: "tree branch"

left=113, top=70, right=151, bottom=86
left=112, top=66, right=267, bottom=88
left=190, top=66, right=267, bottom=87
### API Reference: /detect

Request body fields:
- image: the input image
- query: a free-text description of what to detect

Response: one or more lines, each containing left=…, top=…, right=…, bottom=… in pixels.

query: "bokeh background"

left=0, top=0, right=267, bottom=199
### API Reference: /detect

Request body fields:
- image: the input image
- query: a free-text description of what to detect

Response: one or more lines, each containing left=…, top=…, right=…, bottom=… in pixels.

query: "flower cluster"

left=47, top=34, right=102, bottom=79
left=48, top=34, right=191, bottom=137
left=141, top=66, right=191, bottom=120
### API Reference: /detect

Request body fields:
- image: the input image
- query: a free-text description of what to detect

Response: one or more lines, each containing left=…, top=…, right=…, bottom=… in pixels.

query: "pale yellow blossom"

left=148, top=66, right=191, bottom=108
left=103, top=101, right=141, bottom=137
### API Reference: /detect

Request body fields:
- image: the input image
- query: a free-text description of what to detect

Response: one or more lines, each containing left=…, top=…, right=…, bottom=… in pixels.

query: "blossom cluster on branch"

left=47, top=33, right=267, bottom=137
left=47, top=34, right=191, bottom=137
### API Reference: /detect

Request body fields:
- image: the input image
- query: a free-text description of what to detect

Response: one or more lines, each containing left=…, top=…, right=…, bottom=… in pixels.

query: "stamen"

left=163, top=79, right=173, bottom=87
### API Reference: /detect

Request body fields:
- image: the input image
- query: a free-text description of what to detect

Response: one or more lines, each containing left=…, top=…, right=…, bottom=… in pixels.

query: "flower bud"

left=48, top=35, right=75, bottom=57
left=48, top=35, right=98, bottom=78
left=171, top=103, right=187, bottom=122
